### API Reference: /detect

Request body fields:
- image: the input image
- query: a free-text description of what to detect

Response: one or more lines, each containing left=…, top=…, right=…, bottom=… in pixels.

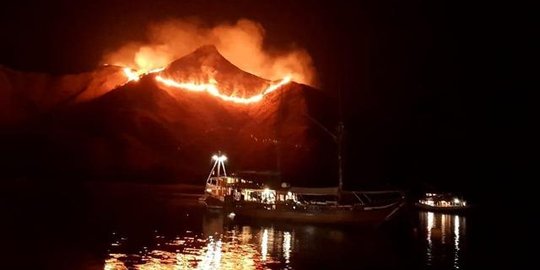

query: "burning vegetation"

left=104, top=18, right=316, bottom=86
left=122, top=45, right=292, bottom=104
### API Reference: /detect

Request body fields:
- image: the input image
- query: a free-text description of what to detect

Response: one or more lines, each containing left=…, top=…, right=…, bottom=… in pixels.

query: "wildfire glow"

left=103, top=19, right=316, bottom=85
left=155, top=75, right=292, bottom=104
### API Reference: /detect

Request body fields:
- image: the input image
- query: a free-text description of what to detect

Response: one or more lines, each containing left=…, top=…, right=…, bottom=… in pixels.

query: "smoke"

left=102, top=18, right=316, bottom=86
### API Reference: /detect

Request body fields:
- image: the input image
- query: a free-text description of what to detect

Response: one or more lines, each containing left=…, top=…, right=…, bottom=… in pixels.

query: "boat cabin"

left=205, top=175, right=297, bottom=205
left=418, top=193, right=467, bottom=208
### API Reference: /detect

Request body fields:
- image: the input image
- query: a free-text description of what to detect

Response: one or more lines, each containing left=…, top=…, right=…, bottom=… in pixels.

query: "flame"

left=155, top=75, right=291, bottom=104
left=122, top=65, right=292, bottom=104
left=123, top=67, right=165, bottom=82
left=123, top=68, right=140, bottom=82
left=147, top=67, right=166, bottom=74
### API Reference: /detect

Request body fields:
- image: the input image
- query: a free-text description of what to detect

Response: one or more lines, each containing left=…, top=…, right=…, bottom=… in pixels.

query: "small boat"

left=415, top=192, right=470, bottom=213
left=200, top=153, right=406, bottom=225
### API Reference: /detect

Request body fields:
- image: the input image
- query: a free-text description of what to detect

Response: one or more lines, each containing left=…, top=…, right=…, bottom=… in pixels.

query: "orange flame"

left=123, top=68, right=140, bottom=82
left=122, top=65, right=291, bottom=104
left=155, top=75, right=291, bottom=104
left=123, top=67, right=165, bottom=82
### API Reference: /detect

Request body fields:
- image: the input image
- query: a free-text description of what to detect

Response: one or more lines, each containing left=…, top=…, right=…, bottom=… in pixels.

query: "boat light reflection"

left=283, top=231, right=292, bottom=263
left=420, top=211, right=466, bottom=270
left=261, top=229, right=269, bottom=261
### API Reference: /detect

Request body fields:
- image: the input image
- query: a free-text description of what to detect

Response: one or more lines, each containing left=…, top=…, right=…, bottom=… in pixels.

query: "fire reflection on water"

left=104, top=219, right=293, bottom=269
left=419, top=211, right=466, bottom=270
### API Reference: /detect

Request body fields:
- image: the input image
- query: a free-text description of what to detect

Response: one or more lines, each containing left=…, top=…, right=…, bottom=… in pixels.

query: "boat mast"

left=304, top=113, right=344, bottom=192
left=337, top=121, right=344, bottom=192
left=337, top=85, right=344, bottom=193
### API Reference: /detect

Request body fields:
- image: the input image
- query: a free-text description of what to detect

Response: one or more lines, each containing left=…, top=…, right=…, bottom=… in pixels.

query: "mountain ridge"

left=0, top=46, right=338, bottom=186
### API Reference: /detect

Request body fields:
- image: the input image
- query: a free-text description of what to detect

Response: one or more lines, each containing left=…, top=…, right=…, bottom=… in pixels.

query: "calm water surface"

left=102, top=211, right=467, bottom=270
left=419, top=212, right=466, bottom=270
left=3, top=183, right=482, bottom=270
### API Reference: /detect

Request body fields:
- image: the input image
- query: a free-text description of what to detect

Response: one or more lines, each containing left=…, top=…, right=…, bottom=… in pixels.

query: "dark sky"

left=0, top=0, right=526, bottom=194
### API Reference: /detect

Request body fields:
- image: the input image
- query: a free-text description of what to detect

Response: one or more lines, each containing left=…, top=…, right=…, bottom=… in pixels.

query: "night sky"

left=0, top=0, right=528, bottom=199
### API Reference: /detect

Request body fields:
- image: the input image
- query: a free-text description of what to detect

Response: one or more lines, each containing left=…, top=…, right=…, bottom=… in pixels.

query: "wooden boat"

left=200, top=154, right=406, bottom=225
left=233, top=188, right=405, bottom=225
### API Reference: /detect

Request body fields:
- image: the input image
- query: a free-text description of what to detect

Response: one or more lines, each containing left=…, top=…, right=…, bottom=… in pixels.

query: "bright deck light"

left=212, top=154, right=227, bottom=161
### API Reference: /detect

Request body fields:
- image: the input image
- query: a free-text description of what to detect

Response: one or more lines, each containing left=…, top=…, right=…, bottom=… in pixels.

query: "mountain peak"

left=192, top=44, right=220, bottom=55
left=160, top=45, right=271, bottom=97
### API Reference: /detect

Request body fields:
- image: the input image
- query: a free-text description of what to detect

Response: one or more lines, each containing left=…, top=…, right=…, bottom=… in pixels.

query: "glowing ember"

left=155, top=75, right=291, bottom=104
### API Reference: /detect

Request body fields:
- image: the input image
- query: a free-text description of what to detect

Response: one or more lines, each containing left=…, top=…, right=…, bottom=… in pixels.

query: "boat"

left=200, top=153, right=406, bottom=225
left=234, top=187, right=406, bottom=225
left=415, top=192, right=470, bottom=213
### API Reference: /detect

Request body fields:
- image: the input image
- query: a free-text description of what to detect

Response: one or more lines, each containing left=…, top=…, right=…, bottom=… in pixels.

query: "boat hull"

left=230, top=202, right=405, bottom=225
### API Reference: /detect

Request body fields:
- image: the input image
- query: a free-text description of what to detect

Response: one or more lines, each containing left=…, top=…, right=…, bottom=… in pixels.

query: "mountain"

left=0, top=46, right=337, bottom=186
left=0, top=65, right=128, bottom=126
